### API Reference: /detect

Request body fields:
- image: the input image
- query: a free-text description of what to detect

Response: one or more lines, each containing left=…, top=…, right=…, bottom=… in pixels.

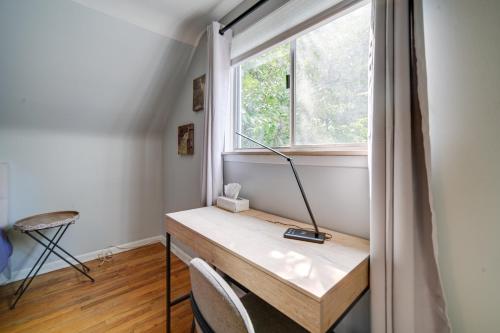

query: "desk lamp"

left=236, top=132, right=326, bottom=244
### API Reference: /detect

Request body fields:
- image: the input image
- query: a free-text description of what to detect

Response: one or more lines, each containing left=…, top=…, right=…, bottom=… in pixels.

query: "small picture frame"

left=178, top=123, right=194, bottom=155
left=193, top=74, right=206, bottom=112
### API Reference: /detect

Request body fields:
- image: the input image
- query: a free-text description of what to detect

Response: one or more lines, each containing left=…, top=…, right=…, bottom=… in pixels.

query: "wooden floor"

left=0, top=243, right=193, bottom=333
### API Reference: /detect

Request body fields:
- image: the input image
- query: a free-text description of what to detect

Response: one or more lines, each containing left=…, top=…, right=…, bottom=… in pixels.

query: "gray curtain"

left=201, top=22, right=232, bottom=206
left=369, top=0, right=451, bottom=332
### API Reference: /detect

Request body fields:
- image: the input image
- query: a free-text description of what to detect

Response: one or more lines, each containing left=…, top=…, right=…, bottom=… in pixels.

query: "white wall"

left=0, top=0, right=193, bottom=135
left=0, top=0, right=193, bottom=277
left=423, top=0, right=500, bottom=331
left=164, top=35, right=208, bottom=215
left=0, top=130, right=163, bottom=274
left=224, top=156, right=369, bottom=238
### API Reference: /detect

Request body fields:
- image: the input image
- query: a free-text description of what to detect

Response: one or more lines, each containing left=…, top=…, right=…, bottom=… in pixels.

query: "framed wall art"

left=193, top=74, right=205, bottom=112
left=178, top=123, right=194, bottom=155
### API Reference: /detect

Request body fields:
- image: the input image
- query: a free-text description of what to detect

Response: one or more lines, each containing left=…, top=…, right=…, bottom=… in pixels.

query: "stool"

left=11, top=211, right=94, bottom=309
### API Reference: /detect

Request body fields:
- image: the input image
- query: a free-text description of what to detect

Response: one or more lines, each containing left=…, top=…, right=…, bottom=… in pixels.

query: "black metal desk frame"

left=165, top=231, right=368, bottom=333
left=11, top=224, right=94, bottom=309
left=165, top=233, right=190, bottom=333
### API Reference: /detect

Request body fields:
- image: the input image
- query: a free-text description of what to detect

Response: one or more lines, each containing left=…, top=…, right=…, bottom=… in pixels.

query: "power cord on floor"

left=97, top=240, right=163, bottom=266
left=97, top=249, right=113, bottom=266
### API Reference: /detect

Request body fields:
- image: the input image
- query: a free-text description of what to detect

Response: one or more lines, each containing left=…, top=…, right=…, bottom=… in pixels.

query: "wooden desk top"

left=166, top=206, right=369, bottom=332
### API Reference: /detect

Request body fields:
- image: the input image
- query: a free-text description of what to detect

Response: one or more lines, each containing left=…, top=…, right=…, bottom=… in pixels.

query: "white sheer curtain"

left=201, top=22, right=232, bottom=206
left=369, top=0, right=451, bottom=332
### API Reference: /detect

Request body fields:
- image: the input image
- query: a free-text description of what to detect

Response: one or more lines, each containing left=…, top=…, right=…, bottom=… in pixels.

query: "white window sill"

left=223, top=147, right=367, bottom=157
left=223, top=151, right=368, bottom=168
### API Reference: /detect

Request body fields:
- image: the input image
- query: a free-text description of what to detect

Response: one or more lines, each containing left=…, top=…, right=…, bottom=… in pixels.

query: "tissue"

left=224, top=183, right=241, bottom=199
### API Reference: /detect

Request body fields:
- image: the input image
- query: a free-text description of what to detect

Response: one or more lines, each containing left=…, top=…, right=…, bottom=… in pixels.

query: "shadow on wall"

left=0, top=0, right=195, bottom=137
left=0, top=0, right=196, bottom=278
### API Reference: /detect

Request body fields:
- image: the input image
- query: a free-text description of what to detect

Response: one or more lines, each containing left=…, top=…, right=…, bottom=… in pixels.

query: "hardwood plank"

left=0, top=243, right=193, bottom=333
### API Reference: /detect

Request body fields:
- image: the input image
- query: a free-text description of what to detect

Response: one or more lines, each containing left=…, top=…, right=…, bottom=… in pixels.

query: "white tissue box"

left=216, top=196, right=249, bottom=213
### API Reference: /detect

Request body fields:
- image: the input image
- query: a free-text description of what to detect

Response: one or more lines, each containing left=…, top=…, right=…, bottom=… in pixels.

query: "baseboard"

left=159, top=235, right=193, bottom=265
left=0, top=235, right=164, bottom=285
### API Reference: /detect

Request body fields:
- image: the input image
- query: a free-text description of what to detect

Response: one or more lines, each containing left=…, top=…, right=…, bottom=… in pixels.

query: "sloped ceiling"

left=71, top=0, right=244, bottom=45
left=0, top=0, right=244, bottom=135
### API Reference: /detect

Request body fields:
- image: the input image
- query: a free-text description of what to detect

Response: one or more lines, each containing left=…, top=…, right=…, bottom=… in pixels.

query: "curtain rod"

left=219, top=0, right=270, bottom=35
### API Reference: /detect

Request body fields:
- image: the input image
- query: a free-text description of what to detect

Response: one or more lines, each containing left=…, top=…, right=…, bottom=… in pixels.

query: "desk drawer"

left=166, top=217, right=322, bottom=332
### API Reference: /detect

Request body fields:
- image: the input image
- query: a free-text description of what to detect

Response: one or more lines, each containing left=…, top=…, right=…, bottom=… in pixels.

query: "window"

left=232, top=3, right=371, bottom=150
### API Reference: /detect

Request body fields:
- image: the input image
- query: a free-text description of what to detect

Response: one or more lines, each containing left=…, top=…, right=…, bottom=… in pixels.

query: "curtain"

left=369, top=0, right=451, bottom=332
left=201, top=22, right=232, bottom=206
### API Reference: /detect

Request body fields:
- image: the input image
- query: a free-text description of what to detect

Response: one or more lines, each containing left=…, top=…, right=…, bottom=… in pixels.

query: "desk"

left=165, top=207, right=369, bottom=333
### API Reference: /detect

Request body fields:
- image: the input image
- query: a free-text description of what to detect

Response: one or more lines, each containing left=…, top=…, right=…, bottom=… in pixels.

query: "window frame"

left=229, top=4, right=370, bottom=155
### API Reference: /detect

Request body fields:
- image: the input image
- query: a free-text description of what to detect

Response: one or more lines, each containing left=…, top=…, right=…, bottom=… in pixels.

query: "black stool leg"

left=26, top=233, right=94, bottom=283
left=11, top=225, right=67, bottom=309
left=13, top=228, right=59, bottom=296
left=35, top=230, right=91, bottom=272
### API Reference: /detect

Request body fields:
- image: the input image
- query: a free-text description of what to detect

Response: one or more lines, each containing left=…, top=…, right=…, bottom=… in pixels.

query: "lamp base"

left=283, top=228, right=326, bottom=244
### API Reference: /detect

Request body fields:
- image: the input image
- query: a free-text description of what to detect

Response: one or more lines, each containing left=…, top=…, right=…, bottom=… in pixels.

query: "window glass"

left=295, top=5, right=370, bottom=145
left=239, top=43, right=291, bottom=148
left=234, top=4, right=371, bottom=149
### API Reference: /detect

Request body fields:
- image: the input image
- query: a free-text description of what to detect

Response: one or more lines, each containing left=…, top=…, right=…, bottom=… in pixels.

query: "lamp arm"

left=288, top=159, right=319, bottom=236
left=235, top=132, right=320, bottom=236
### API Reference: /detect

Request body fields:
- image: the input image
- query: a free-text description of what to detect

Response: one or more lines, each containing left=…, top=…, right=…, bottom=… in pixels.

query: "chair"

left=189, top=257, right=307, bottom=333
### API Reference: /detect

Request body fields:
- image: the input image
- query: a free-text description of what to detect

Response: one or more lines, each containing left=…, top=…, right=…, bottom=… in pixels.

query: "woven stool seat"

left=14, top=211, right=79, bottom=232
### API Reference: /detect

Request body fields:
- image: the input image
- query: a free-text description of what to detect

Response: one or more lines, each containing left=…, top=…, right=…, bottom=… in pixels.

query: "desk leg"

left=328, top=287, right=369, bottom=333
left=166, top=232, right=171, bottom=333
left=165, top=232, right=191, bottom=333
